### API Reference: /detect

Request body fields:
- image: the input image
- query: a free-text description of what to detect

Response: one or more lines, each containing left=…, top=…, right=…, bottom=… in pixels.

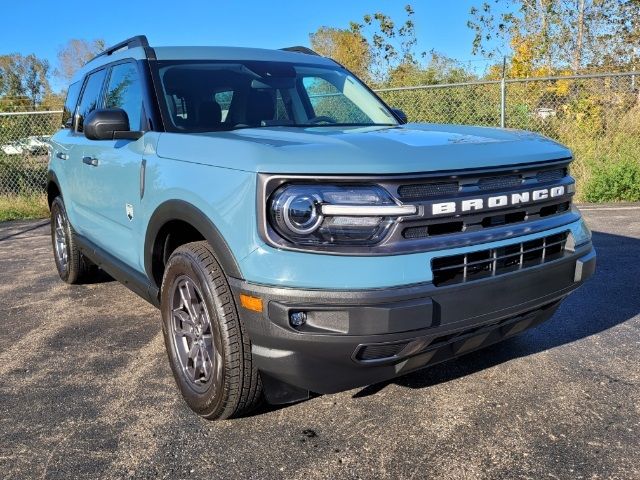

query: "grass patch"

left=0, top=194, right=49, bottom=222
left=584, top=158, right=640, bottom=202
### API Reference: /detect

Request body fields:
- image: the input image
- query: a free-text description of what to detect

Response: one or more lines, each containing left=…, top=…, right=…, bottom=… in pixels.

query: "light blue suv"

left=48, top=36, right=596, bottom=419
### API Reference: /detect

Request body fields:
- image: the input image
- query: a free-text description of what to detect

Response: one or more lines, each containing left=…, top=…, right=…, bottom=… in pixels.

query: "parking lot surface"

left=0, top=206, right=639, bottom=480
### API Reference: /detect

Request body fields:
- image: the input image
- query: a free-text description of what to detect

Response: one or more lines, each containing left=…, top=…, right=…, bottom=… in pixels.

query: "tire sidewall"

left=161, top=248, right=229, bottom=417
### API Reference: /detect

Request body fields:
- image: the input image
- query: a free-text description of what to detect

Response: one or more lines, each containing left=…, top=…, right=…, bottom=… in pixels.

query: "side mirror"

left=84, top=108, right=143, bottom=140
left=390, top=108, right=408, bottom=125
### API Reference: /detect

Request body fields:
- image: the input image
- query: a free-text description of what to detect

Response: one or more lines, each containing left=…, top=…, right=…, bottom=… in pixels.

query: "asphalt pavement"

left=0, top=206, right=638, bottom=480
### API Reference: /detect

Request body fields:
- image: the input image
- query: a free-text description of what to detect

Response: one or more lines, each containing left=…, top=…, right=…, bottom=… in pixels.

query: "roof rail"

left=89, top=35, right=150, bottom=63
left=280, top=46, right=320, bottom=56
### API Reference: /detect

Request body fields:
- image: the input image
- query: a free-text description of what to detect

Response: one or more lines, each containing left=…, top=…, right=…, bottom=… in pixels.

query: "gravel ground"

left=0, top=206, right=638, bottom=480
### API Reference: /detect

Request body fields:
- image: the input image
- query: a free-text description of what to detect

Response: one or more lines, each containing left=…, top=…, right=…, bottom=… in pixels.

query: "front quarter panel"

left=140, top=139, right=259, bottom=278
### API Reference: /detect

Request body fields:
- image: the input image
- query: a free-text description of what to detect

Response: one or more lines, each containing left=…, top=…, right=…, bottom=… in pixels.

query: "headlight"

left=268, top=184, right=416, bottom=247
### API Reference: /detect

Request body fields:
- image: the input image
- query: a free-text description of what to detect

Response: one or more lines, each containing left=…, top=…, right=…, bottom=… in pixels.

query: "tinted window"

left=62, top=81, right=81, bottom=129
left=76, top=69, right=107, bottom=132
left=105, top=63, right=143, bottom=130
left=157, top=61, right=397, bottom=132
left=302, top=76, right=369, bottom=124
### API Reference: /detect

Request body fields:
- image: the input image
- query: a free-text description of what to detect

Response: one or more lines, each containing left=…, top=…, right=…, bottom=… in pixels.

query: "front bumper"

left=230, top=243, right=595, bottom=402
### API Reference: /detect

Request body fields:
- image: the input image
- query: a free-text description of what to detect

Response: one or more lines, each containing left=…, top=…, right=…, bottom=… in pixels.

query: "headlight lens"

left=282, top=192, right=323, bottom=234
left=269, top=184, right=414, bottom=246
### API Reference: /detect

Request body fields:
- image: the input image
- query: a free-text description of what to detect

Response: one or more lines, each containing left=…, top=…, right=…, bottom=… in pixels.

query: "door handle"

left=56, top=152, right=68, bottom=160
left=82, top=156, right=99, bottom=167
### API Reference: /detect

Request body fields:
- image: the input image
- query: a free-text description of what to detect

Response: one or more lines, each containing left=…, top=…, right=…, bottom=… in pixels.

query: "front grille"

left=402, top=201, right=571, bottom=239
left=397, top=182, right=458, bottom=200
left=397, top=165, right=569, bottom=202
left=390, top=159, right=576, bottom=250
left=478, top=174, right=522, bottom=190
left=537, top=168, right=566, bottom=183
left=431, top=231, right=569, bottom=286
left=403, top=221, right=464, bottom=239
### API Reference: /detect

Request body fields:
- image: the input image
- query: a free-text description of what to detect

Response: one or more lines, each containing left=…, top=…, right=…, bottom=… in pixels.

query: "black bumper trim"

left=230, top=244, right=595, bottom=398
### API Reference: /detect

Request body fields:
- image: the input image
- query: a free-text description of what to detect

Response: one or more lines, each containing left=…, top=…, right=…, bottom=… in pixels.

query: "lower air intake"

left=431, top=231, right=569, bottom=287
left=355, top=342, right=408, bottom=361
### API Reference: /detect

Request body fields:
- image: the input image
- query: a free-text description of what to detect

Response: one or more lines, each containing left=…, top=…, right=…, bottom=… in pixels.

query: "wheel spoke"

left=193, top=350, right=205, bottom=382
left=172, top=308, right=195, bottom=327
left=188, top=341, right=199, bottom=361
left=201, top=347, right=211, bottom=381
left=175, top=328, right=196, bottom=340
left=179, top=281, right=199, bottom=322
left=201, top=333, right=213, bottom=342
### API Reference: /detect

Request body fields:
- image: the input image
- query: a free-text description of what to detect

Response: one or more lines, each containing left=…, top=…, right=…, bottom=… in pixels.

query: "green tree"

left=310, top=4, right=476, bottom=88
left=0, top=54, right=26, bottom=97
left=358, top=4, right=425, bottom=84
left=22, top=54, right=50, bottom=108
left=0, top=54, right=50, bottom=110
left=468, top=0, right=640, bottom=74
left=387, top=51, right=476, bottom=87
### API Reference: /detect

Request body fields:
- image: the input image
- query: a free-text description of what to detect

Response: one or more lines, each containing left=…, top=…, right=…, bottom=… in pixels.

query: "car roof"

left=71, top=45, right=338, bottom=84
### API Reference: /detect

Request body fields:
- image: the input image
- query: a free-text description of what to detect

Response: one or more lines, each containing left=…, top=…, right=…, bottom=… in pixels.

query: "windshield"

left=156, top=60, right=398, bottom=132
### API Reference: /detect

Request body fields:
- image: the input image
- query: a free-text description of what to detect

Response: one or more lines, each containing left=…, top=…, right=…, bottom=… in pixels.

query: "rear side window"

left=105, top=62, right=143, bottom=130
left=76, top=69, right=107, bottom=132
left=62, top=81, right=81, bottom=129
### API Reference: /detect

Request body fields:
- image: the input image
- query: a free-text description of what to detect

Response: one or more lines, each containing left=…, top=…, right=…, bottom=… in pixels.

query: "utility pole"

left=573, top=0, right=585, bottom=73
left=501, top=56, right=507, bottom=128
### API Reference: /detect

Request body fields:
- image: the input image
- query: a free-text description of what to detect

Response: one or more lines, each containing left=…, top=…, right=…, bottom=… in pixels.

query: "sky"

left=0, top=0, right=496, bottom=91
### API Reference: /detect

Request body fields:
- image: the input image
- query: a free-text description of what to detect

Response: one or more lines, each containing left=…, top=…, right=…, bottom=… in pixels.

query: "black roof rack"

left=280, top=46, right=320, bottom=56
left=89, top=35, right=150, bottom=63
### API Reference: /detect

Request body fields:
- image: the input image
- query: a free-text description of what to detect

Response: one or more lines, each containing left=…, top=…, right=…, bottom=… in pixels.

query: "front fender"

left=144, top=199, right=244, bottom=285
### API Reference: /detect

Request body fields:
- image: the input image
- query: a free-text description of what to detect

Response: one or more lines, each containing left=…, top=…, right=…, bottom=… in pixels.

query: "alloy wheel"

left=170, top=275, right=220, bottom=393
left=53, top=212, right=69, bottom=272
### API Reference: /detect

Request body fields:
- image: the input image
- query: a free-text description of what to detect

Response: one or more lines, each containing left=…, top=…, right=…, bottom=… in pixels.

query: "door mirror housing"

left=84, top=108, right=143, bottom=140
left=390, top=108, right=408, bottom=125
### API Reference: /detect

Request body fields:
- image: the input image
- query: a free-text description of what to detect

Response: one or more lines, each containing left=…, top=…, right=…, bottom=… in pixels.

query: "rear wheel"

left=160, top=241, right=262, bottom=419
left=50, top=196, right=91, bottom=284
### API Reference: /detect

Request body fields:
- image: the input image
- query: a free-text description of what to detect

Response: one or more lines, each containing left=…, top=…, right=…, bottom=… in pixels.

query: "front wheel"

left=160, top=241, right=262, bottom=419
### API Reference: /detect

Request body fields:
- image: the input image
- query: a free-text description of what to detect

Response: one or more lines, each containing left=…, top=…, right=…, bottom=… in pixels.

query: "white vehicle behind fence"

left=1, top=136, right=50, bottom=156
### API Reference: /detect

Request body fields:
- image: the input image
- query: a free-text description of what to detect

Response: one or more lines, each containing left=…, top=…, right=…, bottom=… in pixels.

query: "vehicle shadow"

left=0, top=220, right=49, bottom=242
left=0, top=220, right=115, bottom=283
left=353, top=229, right=639, bottom=397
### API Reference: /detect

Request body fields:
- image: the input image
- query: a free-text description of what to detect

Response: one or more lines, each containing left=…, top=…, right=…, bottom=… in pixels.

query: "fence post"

left=500, top=57, right=507, bottom=128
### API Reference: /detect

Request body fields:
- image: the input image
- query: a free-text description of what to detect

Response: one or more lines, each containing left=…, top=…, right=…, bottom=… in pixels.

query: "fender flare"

left=144, top=200, right=243, bottom=287
left=46, top=170, right=62, bottom=206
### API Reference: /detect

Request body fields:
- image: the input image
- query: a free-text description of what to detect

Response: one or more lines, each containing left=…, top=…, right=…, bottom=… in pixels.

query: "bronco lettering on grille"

left=431, top=186, right=566, bottom=216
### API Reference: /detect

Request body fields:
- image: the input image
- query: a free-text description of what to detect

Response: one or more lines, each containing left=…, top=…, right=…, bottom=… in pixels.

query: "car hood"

left=155, top=123, right=572, bottom=174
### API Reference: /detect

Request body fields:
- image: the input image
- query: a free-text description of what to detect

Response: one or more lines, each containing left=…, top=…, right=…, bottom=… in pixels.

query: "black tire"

left=160, top=241, right=262, bottom=419
left=50, top=196, right=91, bottom=284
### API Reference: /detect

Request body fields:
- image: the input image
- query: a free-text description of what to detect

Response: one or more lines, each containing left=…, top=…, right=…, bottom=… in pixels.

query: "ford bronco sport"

left=48, top=36, right=596, bottom=419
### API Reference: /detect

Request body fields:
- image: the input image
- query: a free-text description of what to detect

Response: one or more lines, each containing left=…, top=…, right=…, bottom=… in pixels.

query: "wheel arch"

left=145, top=200, right=243, bottom=290
left=47, top=170, right=62, bottom=208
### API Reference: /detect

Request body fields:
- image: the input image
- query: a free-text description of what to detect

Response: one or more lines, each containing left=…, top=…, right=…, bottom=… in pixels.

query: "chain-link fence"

left=1, top=71, right=639, bottom=201
left=0, top=110, right=62, bottom=195
left=377, top=71, right=640, bottom=201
